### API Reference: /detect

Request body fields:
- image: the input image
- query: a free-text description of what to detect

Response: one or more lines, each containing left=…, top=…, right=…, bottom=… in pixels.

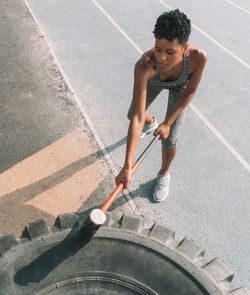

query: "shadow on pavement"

left=0, top=136, right=127, bottom=235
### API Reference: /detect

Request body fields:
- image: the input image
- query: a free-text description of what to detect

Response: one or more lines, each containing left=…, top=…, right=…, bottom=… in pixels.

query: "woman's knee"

left=162, top=138, right=177, bottom=150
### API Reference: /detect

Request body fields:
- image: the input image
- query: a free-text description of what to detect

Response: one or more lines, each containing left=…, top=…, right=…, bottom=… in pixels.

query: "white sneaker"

left=153, top=173, right=170, bottom=202
left=140, top=117, right=158, bottom=139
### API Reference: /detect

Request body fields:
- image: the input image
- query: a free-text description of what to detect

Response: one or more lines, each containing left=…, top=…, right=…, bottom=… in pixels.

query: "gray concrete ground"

left=0, top=0, right=249, bottom=291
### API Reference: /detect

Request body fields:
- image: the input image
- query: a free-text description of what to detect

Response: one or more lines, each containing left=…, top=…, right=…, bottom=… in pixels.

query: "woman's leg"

left=159, top=146, right=177, bottom=175
left=161, top=87, right=187, bottom=171
left=153, top=88, right=187, bottom=201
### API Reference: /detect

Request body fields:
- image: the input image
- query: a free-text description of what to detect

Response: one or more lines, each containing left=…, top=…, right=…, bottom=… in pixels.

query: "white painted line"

left=189, top=104, right=250, bottom=171
left=191, top=23, right=250, bottom=69
left=22, top=0, right=141, bottom=217
left=91, top=0, right=144, bottom=55
left=192, top=21, right=250, bottom=69
left=224, top=0, right=250, bottom=15
left=157, top=0, right=250, bottom=70
left=157, top=0, right=172, bottom=10
left=92, top=0, right=250, bottom=172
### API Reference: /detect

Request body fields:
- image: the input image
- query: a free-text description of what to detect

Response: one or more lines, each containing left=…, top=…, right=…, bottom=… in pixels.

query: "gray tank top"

left=150, top=50, right=190, bottom=90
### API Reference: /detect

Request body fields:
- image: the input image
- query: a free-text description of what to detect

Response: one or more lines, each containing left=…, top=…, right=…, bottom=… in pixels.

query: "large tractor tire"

left=0, top=212, right=248, bottom=295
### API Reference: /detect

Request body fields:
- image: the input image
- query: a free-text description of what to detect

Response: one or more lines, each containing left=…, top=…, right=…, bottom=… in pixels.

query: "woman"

left=116, top=9, right=207, bottom=202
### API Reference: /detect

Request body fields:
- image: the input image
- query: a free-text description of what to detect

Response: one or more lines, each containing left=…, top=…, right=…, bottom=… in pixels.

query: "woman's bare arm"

left=115, top=61, right=154, bottom=188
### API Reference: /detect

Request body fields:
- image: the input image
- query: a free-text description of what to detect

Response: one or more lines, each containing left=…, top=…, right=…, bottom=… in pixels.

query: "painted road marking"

left=91, top=0, right=143, bottom=55
left=190, top=104, right=250, bottom=171
left=224, top=0, right=250, bottom=15
left=158, top=0, right=250, bottom=70
left=0, top=130, right=106, bottom=200
left=0, top=130, right=110, bottom=235
left=91, top=0, right=250, bottom=172
left=0, top=129, right=110, bottom=228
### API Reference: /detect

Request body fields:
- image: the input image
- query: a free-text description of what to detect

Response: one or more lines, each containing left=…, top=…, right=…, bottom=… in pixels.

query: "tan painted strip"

left=0, top=129, right=100, bottom=197
left=0, top=129, right=111, bottom=231
left=25, top=159, right=106, bottom=217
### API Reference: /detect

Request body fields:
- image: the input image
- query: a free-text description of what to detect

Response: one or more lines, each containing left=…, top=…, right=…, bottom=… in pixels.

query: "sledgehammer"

left=77, top=134, right=160, bottom=244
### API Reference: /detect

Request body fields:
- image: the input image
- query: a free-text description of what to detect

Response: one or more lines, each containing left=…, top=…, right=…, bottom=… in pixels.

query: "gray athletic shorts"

left=127, top=80, right=187, bottom=149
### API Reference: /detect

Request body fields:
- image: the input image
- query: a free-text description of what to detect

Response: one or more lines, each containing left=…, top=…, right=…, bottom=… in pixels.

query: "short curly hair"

left=153, top=9, right=191, bottom=45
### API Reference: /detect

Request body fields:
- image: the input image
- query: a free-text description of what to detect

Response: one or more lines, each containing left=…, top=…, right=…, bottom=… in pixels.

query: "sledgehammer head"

left=77, top=209, right=106, bottom=245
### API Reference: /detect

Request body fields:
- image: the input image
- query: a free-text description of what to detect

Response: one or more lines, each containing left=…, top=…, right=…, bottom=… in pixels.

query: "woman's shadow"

left=0, top=136, right=128, bottom=235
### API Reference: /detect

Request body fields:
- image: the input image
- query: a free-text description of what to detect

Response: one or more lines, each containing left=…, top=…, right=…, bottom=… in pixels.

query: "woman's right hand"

left=115, top=167, right=132, bottom=189
left=139, top=52, right=151, bottom=65
left=139, top=48, right=154, bottom=65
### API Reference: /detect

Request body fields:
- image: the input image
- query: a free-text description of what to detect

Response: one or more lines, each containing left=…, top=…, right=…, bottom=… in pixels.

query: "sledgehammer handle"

left=101, top=135, right=160, bottom=213
left=136, top=134, right=160, bottom=165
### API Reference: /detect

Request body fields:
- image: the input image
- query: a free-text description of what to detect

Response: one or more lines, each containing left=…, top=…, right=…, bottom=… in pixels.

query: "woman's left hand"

left=153, top=123, right=170, bottom=140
